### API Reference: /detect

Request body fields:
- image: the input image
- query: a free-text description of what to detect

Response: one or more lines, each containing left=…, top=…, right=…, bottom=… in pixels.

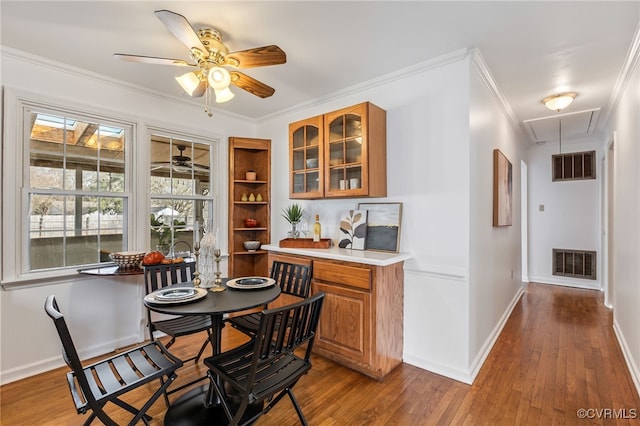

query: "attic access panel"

left=523, top=109, right=601, bottom=144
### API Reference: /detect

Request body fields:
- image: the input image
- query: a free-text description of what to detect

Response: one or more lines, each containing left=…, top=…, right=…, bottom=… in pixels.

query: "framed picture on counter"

left=357, top=202, right=402, bottom=252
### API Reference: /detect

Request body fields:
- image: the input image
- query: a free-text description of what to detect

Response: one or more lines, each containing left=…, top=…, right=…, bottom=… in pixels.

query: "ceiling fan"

left=114, top=9, right=286, bottom=106
left=151, top=145, right=209, bottom=173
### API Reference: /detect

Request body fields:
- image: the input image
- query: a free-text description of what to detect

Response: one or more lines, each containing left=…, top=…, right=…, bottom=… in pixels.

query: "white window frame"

left=2, top=91, right=136, bottom=285
left=2, top=90, right=223, bottom=288
left=146, top=126, right=219, bottom=253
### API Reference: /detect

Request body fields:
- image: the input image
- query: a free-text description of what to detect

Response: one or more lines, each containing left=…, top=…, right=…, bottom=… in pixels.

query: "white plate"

left=145, top=287, right=207, bottom=305
left=154, top=287, right=197, bottom=301
left=226, top=276, right=276, bottom=290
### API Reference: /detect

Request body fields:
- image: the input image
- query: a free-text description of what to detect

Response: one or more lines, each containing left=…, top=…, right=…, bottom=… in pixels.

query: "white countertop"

left=262, top=244, right=412, bottom=266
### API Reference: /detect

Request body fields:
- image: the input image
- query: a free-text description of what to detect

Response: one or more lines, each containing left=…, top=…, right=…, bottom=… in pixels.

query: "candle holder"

left=210, top=248, right=225, bottom=292
left=192, top=240, right=201, bottom=287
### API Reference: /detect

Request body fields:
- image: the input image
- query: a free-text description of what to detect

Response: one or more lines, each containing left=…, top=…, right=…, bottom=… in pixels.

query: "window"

left=552, top=151, right=596, bottom=181
left=149, top=132, right=215, bottom=257
left=26, top=107, right=131, bottom=271
left=2, top=92, right=221, bottom=285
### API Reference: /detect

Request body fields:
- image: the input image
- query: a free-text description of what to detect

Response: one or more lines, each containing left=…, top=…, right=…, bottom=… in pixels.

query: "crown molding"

left=470, top=48, right=525, bottom=138
left=258, top=48, right=470, bottom=122
left=598, top=21, right=640, bottom=131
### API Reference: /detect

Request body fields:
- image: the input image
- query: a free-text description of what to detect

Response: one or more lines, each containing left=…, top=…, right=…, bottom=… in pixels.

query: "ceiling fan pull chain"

left=204, top=86, right=214, bottom=118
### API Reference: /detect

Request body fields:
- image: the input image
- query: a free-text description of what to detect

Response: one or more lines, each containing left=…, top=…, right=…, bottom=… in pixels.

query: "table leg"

left=211, top=314, right=223, bottom=355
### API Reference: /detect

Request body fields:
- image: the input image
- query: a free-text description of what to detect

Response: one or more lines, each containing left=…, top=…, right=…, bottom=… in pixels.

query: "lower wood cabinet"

left=267, top=251, right=404, bottom=380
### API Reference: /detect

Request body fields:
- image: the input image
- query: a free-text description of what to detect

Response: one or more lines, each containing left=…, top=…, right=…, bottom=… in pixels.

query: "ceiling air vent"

left=552, top=249, right=596, bottom=280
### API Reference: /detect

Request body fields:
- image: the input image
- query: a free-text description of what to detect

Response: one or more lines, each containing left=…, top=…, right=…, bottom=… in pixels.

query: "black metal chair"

left=44, top=295, right=182, bottom=426
left=143, top=261, right=213, bottom=363
left=225, top=260, right=312, bottom=336
left=204, top=292, right=325, bottom=426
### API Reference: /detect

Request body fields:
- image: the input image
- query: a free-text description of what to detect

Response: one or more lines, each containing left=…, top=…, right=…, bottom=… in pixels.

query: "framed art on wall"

left=338, top=210, right=368, bottom=249
left=357, top=202, right=402, bottom=252
left=493, top=149, right=513, bottom=227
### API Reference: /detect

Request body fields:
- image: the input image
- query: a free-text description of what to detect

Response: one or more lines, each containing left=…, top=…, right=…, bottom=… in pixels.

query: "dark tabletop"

left=144, top=278, right=281, bottom=316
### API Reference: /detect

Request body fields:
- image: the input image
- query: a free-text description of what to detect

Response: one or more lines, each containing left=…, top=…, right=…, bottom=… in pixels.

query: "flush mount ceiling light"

left=542, top=92, right=577, bottom=112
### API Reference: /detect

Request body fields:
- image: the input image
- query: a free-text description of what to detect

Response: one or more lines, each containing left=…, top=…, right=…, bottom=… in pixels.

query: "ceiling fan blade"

left=225, top=45, right=286, bottom=69
left=192, top=163, right=210, bottom=172
left=114, top=53, right=195, bottom=67
left=229, top=71, right=275, bottom=98
left=151, top=162, right=172, bottom=171
left=154, top=10, right=207, bottom=55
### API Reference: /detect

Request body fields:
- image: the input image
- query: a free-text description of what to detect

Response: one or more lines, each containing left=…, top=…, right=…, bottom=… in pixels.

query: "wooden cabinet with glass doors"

left=228, top=137, right=271, bottom=278
left=289, top=102, right=387, bottom=199
left=289, top=116, right=324, bottom=198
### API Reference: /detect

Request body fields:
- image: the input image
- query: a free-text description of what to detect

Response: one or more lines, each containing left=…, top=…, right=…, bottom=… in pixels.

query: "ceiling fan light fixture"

left=542, top=92, right=577, bottom=112
left=175, top=71, right=205, bottom=97
left=214, top=87, right=235, bottom=103
left=207, top=66, right=231, bottom=90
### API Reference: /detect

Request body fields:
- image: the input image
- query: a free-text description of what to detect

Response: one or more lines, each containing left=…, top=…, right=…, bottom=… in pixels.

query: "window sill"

left=1, top=264, right=108, bottom=290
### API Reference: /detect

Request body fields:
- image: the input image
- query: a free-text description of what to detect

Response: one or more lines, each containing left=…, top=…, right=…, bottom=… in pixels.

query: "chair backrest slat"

left=255, top=292, right=324, bottom=363
left=270, top=261, right=312, bottom=299
left=143, top=261, right=196, bottom=294
left=44, top=296, right=99, bottom=407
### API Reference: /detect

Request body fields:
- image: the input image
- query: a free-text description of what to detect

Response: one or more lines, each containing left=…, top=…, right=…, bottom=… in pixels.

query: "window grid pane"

left=27, top=107, right=129, bottom=272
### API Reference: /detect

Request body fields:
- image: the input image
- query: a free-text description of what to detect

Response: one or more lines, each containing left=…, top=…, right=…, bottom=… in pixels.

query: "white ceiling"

left=2, top=1, right=639, bottom=144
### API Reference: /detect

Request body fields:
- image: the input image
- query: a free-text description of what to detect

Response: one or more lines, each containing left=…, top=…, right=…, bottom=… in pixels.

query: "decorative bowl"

left=243, top=241, right=261, bottom=252
left=306, top=158, right=318, bottom=168
left=243, top=218, right=258, bottom=228
left=109, top=251, right=145, bottom=268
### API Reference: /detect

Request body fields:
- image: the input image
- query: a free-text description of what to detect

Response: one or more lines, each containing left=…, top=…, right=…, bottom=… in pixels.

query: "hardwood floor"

left=2, top=283, right=639, bottom=425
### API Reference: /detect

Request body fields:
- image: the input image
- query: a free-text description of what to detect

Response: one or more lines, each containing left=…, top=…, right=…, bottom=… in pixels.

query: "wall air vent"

left=552, top=249, right=596, bottom=280
left=552, top=150, right=596, bottom=181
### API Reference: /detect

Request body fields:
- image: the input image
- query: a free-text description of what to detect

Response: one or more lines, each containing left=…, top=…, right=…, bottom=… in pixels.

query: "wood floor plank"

left=2, top=283, right=639, bottom=425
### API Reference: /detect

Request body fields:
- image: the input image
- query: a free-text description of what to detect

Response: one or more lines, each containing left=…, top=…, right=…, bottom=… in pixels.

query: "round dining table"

left=144, top=278, right=281, bottom=425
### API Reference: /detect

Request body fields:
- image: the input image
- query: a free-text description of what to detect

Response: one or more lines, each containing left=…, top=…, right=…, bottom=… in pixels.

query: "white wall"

left=0, top=48, right=255, bottom=383
left=609, top=41, right=640, bottom=395
left=527, top=138, right=601, bottom=289
left=468, top=55, right=526, bottom=377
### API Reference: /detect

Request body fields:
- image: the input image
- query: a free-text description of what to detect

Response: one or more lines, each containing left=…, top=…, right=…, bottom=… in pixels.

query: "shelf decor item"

left=493, top=149, right=513, bottom=227
left=281, top=203, right=305, bottom=239
left=199, top=221, right=224, bottom=291
left=338, top=210, right=367, bottom=249
left=246, top=170, right=257, bottom=181
left=357, top=202, right=403, bottom=252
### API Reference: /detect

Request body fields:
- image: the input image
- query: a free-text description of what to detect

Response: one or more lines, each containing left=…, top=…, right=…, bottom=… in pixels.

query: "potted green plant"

left=150, top=214, right=186, bottom=254
left=281, top=204, right=305, bottom=238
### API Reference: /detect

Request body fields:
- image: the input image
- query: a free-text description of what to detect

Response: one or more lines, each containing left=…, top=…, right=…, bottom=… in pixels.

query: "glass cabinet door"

left=289, top=116, right=323, bottom=198
left=325, top=104, right=367, bottom=196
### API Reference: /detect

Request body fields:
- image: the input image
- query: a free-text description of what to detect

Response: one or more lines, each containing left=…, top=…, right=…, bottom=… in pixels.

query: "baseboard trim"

left=402, top=354, right=473, bottom=385
left=403, top=284, right=525, bottom=385
left=528, top=275, right=601, bottom=290
left=613, top=319, right=640, bottom=399
left=468, top=285, right=525, bottom=383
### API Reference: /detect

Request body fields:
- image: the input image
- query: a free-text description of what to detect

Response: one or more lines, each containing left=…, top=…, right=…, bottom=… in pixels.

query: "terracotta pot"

left=243, top=218, right=258, bottom=228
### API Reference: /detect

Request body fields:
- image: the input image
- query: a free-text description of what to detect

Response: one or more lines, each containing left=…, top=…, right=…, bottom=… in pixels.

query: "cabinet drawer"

left=313, top=261, right=371, bottom=290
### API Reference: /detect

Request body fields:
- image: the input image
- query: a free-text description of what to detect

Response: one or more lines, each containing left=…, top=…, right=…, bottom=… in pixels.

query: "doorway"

left=603, top=134, right=615, bottom=308
left=521, top=160, right=528, bottom=283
